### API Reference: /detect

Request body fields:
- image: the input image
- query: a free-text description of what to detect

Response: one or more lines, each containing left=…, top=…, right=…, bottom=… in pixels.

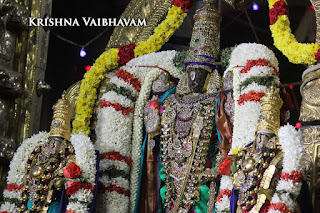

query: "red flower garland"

left=107, top=184, right=130, bottom=196
left=4, top=183, right=23, bottom=191
left=172, top=0, right=193, bottom=13
left=66, top=181, right=94, bottom=195
left=315, top=49, right=320, bottom=62
left=240, top=58, right=279, bottom=76
left=269, top=0, right=289, bottom=25
left=238, top=91, right=266, bottom=105
left=117, top=44, right=136, bottom=66
left=115, top=69, right=141, bottom=92
left=280, top=171, right=303, bottom=183
left=216, top=189, right=232, bottom=202
left=268, top=203, right=291, bottom=213
left=66, top=210, right=76, bottom=213
left=99, top=99, right=134, bottom=116
left=100, top=151, right=133, bottom=167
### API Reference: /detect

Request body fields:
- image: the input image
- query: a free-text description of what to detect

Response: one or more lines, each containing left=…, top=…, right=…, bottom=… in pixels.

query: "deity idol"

left=159, top=0, right=222, bottom=212
left=0, top=93, right=97, bottom=213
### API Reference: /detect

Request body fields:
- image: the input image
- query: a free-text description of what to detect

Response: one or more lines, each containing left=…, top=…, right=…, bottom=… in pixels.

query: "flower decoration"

left=72, top=1, right=191, bottom=135
left=63, top=162, right=82, bottom=179
left=269, top=0, right=288, bottom=25
left=218, top=155, right=234, bottom=176
left=118, top=44, right=136, bottom=65
left=267, top=0, right=320, bottom=64
left=99, top=100, right=134, bottom=116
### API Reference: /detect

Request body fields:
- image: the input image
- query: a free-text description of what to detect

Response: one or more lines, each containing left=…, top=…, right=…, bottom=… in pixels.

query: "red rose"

left=63, top=162, right=82, bottom=179
left=269, top=8, right=278, bottom=17
left=273, top=0, right=286, bottom=10
left=66, top=181, right=81, bottom=195
left=218, top=156, right=233, bottom=176
left=315, top=49, right=320, bottom=62
left=270, top=16, right=278, bottom=25
left=278, top=6, right=288, bottom=15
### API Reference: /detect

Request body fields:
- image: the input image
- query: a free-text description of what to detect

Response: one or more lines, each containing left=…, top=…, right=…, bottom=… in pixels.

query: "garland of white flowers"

left=227, top=43, right=279, bottom=152
left=94, top=50, right=183, bottom=213
left=267, top=124, right=305, bottom=213
left=0, top=132, right=49, bottom=213
left=216, top=43, right=280, bottom=213
left=66, top=133, right=97, bottom=213
left=0, top=132, right=96, bottom=213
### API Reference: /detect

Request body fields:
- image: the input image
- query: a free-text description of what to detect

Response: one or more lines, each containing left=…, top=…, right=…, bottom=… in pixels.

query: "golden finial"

left=256, top=86, right=283, bottom=136
left=49, top=92, right=73, bottom=140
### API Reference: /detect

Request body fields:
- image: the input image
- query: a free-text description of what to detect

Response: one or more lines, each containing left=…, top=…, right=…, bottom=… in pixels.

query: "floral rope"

left=72, top=2, right=190, bottom=135
left=107, top=185, right=130, bottom=196
left=237, top=91, right=265, bottom=105
left=99, top=100, right=134, bottom=116
left=268, top=0, right=320, bottom=65
left=100, top=151, right=133, bottom=167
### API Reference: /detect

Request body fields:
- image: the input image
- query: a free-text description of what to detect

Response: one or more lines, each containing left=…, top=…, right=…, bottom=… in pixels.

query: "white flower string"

left=94, top=50, right=183, bottom=213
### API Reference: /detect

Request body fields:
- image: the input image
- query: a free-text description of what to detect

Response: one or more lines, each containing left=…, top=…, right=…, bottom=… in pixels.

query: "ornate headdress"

left=49, top=92, right=73, bottom=140
left=184, top=0, right=221, bottom=73
left=257, top=86, right=283, bottom=136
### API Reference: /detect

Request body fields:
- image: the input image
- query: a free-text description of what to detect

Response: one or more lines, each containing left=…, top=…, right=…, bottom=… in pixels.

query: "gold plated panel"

left=106, top=0, right=172, bottom=48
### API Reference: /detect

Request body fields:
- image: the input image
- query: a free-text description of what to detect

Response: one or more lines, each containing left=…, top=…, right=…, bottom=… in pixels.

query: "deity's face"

left=187, top=67, right=209, bottom=93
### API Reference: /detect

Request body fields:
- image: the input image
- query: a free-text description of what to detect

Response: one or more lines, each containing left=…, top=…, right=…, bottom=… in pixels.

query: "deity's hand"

left=144, top=96, right=160, bottom=134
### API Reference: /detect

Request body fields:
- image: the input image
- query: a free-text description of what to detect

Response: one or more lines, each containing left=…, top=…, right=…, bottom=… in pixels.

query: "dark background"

left=40, top=0, right=316, bottom=130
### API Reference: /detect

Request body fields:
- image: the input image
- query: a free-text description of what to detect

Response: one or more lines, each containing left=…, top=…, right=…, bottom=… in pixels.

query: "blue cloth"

left=27, top=199, right=60, bottom=213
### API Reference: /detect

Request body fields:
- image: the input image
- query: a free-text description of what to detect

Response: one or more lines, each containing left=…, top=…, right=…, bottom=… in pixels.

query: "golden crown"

left=184, top=0, right=221, bottom=73
left=257, top=86, right=283, bottom=135
left=49, top=92, right=73, bottom=140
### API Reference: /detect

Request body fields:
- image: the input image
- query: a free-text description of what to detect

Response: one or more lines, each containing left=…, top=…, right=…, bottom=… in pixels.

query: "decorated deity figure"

left=159, top=0, right=222, bottom=212
left=0, top=94, right=97, bottom=213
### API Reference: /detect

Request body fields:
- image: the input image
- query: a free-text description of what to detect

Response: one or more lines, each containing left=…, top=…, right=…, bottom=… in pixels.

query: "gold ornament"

left=184, top=0, right=221, bottom=73
left=256, top=86, right=283, bottom=136
left=49, top=92, right=73, bottom=140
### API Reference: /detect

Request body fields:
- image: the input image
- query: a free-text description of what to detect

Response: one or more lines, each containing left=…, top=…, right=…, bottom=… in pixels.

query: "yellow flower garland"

left=268, top=0, right=320, bottom=65
left=72, top=5, right=187, bottom=135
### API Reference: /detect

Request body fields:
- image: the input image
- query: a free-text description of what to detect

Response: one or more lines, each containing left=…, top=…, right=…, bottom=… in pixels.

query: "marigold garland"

left=72, top=2, right=190, bottom=135
left=268, top=0, right=320, bottom=65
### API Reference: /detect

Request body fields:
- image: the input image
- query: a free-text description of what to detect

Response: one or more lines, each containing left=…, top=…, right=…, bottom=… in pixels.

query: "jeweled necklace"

left=19, top=138, right=73, bottom=213
left=235, top=144, right=280, bottom=212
